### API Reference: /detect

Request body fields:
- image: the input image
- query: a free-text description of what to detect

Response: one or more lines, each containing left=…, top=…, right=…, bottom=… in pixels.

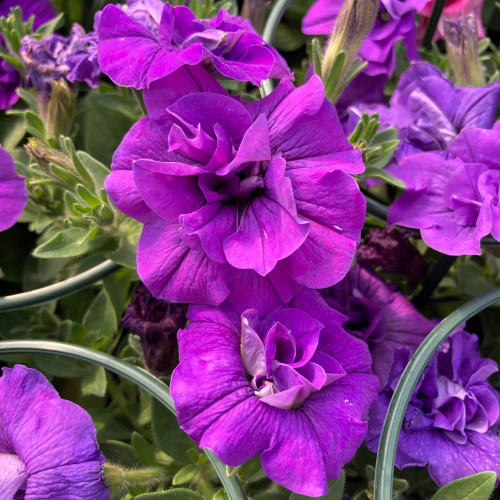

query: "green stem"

left=105, top=463, right=166, bottom=485
left=106, top=375, right=137, bottom=423
left=374, top=287, right=500, bottom=500
left=195, top=469, right=217, bottom=499
left=260, top=0, right=292, bottom=97
left=423, top=0, right=446, bottom=50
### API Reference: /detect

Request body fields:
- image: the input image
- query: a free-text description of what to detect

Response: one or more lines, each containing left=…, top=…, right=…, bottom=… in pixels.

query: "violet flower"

left=20, top=23, right=101, bottom=92
left=121, top=282, right=187, bottom=376
left=105, top=68, right=366, bottom=313
left=353, top=62, right=500, bottom=162
left=0, top=364, right=108, bottom=499
left=367, top=329, right=500, bottom=487
left=97, top=1, right=292, bottom=88
left=388, top=128, right=500, bottom=255
left=321, top=264, right=432, bottom=384
left=302, top=0, right=428, bottom=103
left=357, top=227, right=428, bottom=282
left=0, top=0, right=56, bottom=109
left=0, top=145, right=27, bottom=231
left=170, top=289, right=379, bottom=496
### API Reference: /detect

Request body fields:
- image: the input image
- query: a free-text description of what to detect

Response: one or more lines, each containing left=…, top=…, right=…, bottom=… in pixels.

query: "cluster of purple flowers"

left=345, top=61, right=500, bottom=255
left=0, top=0, right=56, bottom=108
left=96, top=1, right=500, bottom=495
left=1, top=0, right=500, bottom=497
left=21, top=23, right=101, bottom=92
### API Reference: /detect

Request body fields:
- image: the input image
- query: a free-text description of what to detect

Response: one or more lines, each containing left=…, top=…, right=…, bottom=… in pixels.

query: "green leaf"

left=76, top=91, right=140, bottom=166
left=152, top=398, right=196, bottom=463
left=253, top=494, right=289, bottom=500
left=81, top=366, right=107, bottom=397
left=25, top=110, right=46, bottom=138
left=431, top=471, right=497, bottom=500
left=83, top=288, right=117, bottom=346
left=33, top=227, right=104, bottom=259
left=212, top=490, right=229, bottom=500
left=33, top=353, right=92, bottom=378
left=273, top=23, right=307, bottom=52
left=100, top=440, right=139, bottom=467
left=131, top=431, right=156, bottom=466
left=290, top=470, right=345, bottom=500
left=103, top=267, right=133, bottom=321
left=74, top=151, right=110, bottom=187
left=362, top=167, right=406, bottom=189
left=76, top=183, right=101, bottom=207
left=135, top=489, right=204, bottom=500
left=33, top=12, right=64, bottom=38
left=172, top=465, right=199, bottom=486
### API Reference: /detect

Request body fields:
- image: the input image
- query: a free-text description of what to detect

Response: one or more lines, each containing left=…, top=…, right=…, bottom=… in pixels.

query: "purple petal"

left=0, top=146, right=27, bottom=231
left=137, top=219, right=230, bottom=304
left=133, top=160, right=204, bottom=222
left=280, top=170, right=365, bottom=288
left=143, top=65, right=226, bottom=119
left=104, top=170, right=154, bottom=223
left=223, top=156, right=310, bottom=276
left=181, top=202, right=237, bottom=263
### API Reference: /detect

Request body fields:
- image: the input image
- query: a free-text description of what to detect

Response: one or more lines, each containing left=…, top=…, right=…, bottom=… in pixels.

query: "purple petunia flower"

left=321, top=264, right=432, bottom=384
left=121, top=282, right=187, bottom=376
left=0, top=365, right=109, bottom=499
left=0, top=145, right=27, bottom=231
left=367, top=329, right=500, bottom=487
left=20, top=24, right=101, bottom=92
left=388, top=128, right=500, bottom=255
left=0, top=0, right=56, bottom=109
left=302, top=0, right=428, bottom=103
left=105, top=68, right=366, bottom=313
left=170, top=289, right=379, bottom=496
left=351, top=62, right=500, bottom=162
left=97, top=1, right=292, bottom=88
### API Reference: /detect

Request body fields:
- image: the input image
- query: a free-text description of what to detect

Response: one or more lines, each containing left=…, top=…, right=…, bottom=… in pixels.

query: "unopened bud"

left=37, top=79, right=76, bottom=139
left=444, top=13, right=485, bottom=87
left=321, top=0, right=379, bottom=81
left=25, top=137, right=73, bottom=174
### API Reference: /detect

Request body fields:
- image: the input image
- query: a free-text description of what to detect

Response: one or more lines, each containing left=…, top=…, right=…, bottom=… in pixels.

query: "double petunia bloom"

left=367, top=329, right=500, bottom=486
left=388, top=128, right=500, bottom=255
left=170, top=290, right=379, bottom=496
left=97, top=0, right=292, bottom=88
left=105, top=69, right=366, bottom=313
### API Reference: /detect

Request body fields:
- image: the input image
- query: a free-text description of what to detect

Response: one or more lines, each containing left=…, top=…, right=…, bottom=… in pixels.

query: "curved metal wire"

left=0, top=340, right=247, bottom=500
left=260, top=0, right=293, bottom=98
left=0, top=260, right=121, bottom=312
left=373, top=287, right=500, bottom=499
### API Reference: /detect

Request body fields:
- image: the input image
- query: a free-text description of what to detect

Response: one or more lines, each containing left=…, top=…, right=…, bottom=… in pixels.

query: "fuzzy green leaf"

left=33, top=227, right=104, bottom=259
left=431, top=471, right=496, bottom=500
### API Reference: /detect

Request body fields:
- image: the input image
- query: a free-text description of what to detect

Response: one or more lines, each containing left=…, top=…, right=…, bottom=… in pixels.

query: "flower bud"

left=25, top=137, right=74, bottom=174
left=321, top=0, right=379, bottom=82
left=444, top=13, right=485, bottom=87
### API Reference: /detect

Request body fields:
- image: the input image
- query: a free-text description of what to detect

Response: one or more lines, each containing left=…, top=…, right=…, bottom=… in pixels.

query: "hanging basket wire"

left=0, top=259, right=121, bottom=312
